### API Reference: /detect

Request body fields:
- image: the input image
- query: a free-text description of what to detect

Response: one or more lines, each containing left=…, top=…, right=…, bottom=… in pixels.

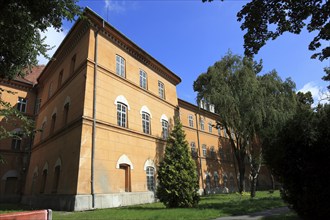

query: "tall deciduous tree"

left=202, top=0, right=330, bottom=86
left=193, top=52, right=297, bottom=195
left=156, top=119, right=200, bottom=208
left=0, top=0, right=81, bottom=79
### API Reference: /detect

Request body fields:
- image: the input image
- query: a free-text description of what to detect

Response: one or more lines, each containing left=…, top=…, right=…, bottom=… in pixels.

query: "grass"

left=0, top=191, right=287, bottom=220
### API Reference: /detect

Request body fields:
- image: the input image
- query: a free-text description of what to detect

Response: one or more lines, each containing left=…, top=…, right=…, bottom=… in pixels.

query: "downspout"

left=195, top=111, right=204, bottom=193
left=91, top=21, right=103, bottom=208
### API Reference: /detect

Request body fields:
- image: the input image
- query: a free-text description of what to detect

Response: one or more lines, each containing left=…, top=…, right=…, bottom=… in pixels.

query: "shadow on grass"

left=198, top=196, right=284, bottom=216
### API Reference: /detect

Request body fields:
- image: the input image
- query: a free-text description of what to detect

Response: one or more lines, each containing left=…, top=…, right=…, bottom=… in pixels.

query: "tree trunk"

left=250, top=156, right=261, bottom=198
left=237, top=157, right=246, bottom=194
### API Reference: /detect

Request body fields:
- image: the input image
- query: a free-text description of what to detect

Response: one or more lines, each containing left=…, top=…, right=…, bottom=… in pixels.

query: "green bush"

left=267, top=104, right=330, bottom=219
left=156, top=119, right=200, bottom=208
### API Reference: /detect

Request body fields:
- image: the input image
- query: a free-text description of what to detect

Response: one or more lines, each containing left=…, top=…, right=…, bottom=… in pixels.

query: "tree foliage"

left=203, top=0, right=330, bottom=61
left=0, top=88, right=35, bottom=140
left=0, top=0, right=81, bottom=79
left=156, top=119, right=200, bottom=208
left=193, top=52, right=297, bottom=195
left=266, top=102, right=330, bottom=219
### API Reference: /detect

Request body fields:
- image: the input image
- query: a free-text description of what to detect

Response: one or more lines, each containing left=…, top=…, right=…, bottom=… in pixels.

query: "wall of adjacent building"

left=0, top=81, right=35, bottom=201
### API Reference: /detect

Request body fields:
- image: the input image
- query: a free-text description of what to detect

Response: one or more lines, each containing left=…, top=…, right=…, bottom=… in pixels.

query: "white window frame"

left=117, top=102, right=127, bottom=127
left=17, top=97, right=27, bottom=113
left=158, top=81, right=165, bottom=99
left=142, top=111, right=150, bottom=134
left=200, top=118, right=205, bottom=131
left=146, top=166, right=155, bottom=191
left=140, top=69, right=147, bottom=89
left=208, top=122, right=213, bottom=133
left=202, top=144, right=207, bottom=157
left=188, top=115, right=194, bottom=127
left=162, top=119, right=168, bottom=139
left=116, top=55, right=125, bottom=78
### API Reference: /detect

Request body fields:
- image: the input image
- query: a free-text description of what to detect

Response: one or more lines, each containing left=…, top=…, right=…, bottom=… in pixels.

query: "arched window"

left=161, top=119, right=168, bottom=139
left=214, top=172, right=219, bottom=188
left=40, top=117, right=47, bottom=141
left=50, top=113, right=56, bottom=134
left=117, top=102, right=127, bottom=127
left=11, top=128, right=22, bottom=151
left=190, top=142, right=197, bottom=157
left=202, top=144, right=207, bottom=157
left=142, top=112, right=150, bottom=134
left=146, top=166, right=155, bottom=191
left=210, top=146, right=215, bottom=158
left=52, top=158, right=61, bottom=193
left=206, top=174, right=211, bottom=190
left=40, top=163, right=48, bottom=193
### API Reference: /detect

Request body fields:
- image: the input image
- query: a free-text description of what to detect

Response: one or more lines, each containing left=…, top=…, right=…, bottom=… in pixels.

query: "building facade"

left=0, top=8, right=272, bottom=211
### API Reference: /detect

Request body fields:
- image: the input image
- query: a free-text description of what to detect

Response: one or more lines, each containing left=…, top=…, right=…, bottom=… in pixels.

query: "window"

left=208, top=122, right=212, bottom=133
left=40, top=169, right=48, bottom=193
left=188, top=115, right=194, bottom=127
left=17, top=97, right=27, bottom=113
left=117, top=102, right=127, bottom=127
left=52, top=166, right=60, bottom=193
left=219, top=148, right=225, bottom=160
left=210, top=146, right=215, bottom=158
left=50, top=114, right=56, bottom=134
left=158, top=81, right=165, bottom=99
left=58, top=70, right=63, bottom=88
left=202, top=144, right=207, bottom=157
left=218, top=127, right=221, bottom=136
left=200, top=118, right=204, bottom=131
left=63, top=103, right=69, bottom=125
left=191, top=142, right=197, bottom=157
left=70, top=54, right=76, bottom=75
left=214, top=172, right=219, bottom=188
left=206, top=174, right=211, bottom=190
left=48, top=81, right=54, bottom=99
left=35, top=98, right=41, bottom=114
left=146, top=166, right=155, bottom=191
left=40, top=121, right=46, bottom=141
left=224, top=127, right=228, bottom=138
left=140, top=70, right=147, bottom=89
left=116, top=55, right=125, bottom=77
left=11, top=133, right=22, bottom=151
left=162, top=119, right=168, bottom=139
left=142, top=112, right=150, bottom=134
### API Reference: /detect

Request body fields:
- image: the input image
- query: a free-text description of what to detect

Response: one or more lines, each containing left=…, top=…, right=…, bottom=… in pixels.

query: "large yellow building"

left=0, top=8, right=271, bottom=211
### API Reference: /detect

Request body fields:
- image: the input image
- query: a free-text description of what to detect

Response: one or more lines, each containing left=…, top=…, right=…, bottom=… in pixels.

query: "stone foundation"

left=21, top=191, right=155, bottom=211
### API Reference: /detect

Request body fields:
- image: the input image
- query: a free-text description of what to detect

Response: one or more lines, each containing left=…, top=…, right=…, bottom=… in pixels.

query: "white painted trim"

left=1, top=170, right=19, bottom=180
left=114, top=95, right=130, bottom=110
left=143, top=159, right=155, bottom=171
left=160, top=114, right=168, bottom=122
left=140, top=106, right=152, bottom=118
left=116, top=154, right=133, bottom=169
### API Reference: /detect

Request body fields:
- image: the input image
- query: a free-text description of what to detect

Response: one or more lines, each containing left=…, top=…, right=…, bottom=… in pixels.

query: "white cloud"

left=104, top=0, right=126, bottom=13
left=37, top=27, right=67, bottom=65
left=299, top=81, right=330, bottom=106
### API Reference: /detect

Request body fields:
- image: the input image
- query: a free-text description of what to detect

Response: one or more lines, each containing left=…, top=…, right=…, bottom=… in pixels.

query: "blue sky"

left=38, top=0, right=330, bottom=105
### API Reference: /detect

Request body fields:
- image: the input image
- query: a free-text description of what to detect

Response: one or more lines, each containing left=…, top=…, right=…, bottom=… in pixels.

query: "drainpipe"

left=91, top=21, right=102, bottom=208
left=195, top=111, right=204, bottom=193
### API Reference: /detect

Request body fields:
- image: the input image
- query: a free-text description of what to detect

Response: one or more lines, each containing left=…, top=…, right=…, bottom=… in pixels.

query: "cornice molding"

left=86, top=8, right=181, bottom=86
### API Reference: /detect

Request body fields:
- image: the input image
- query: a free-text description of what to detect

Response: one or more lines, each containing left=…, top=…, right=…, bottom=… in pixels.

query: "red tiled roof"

left=16, top=65, right=45, bottom=85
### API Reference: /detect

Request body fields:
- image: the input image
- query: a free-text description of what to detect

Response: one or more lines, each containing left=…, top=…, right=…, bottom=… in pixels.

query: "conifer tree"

left=156, top=118, right=200, bottom=208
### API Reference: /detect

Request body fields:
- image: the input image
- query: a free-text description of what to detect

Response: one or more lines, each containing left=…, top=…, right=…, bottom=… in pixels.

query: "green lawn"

left=0, top=191, right=288, bottom=220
